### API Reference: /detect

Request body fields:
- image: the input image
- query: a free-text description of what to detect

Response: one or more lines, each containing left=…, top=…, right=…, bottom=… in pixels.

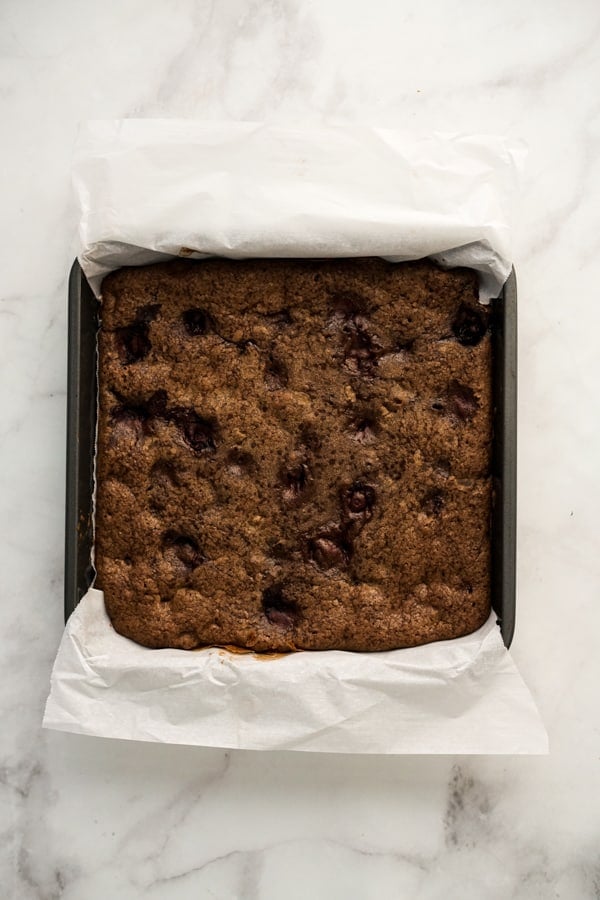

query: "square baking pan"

left=64, top=261, right=517, bottom=647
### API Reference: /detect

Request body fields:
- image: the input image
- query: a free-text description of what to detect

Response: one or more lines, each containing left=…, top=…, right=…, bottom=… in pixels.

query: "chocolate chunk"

left=183, top=308, right=211, bottom=336
left=270, top=540, right=291, bottom=560
left=328, top=290, right=367, bottom=320
left=110, top=391, right=168, bottom=442
left=307, top=528, right=351, bottom=570
left=447, top=380, right=479, bottom=421
left=226, top=447, right=254, bottom=475
left=342, top=482, right=376, bottom=520
left=350, top=418, right=377, bottom=444
left=422, top=490, right=445, bottom=516
left=170, top=408, right=217, bottom=453
left=343, top=318, right=382, bottom=374
left=109, top=403, right=151, bottom=443
left=163, top=531, right=204, bottom=569
left=309, top=537, right=348, bottom=569
left=345, top=333, right=380, bottom=372
left=146, top=390, right=168, bottom=417
left=265, top=355, right=288, bottom=390
left=116, top=323, right=151, bottom=364
left=282, top=462, right=309, bottom=501
left=183, top=417, right=216, bottom=452
left=236, top=339, right=258, bottom=353
left=110, top=405, right=147, bottom=429
left=435, top=458, right=451, bottom=477
left=394, top=337, right=415, bottom=353
left=266, top=309, right=292, bottom=327
left=136, top=304, right=161, bottom=324
left=262, top=584, right=298, bottom=628
left=452, top=303, right=487, bottom=346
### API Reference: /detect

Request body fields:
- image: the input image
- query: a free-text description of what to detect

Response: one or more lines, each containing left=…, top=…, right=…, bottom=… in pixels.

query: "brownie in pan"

left=95, top=258, right=492, bottom=651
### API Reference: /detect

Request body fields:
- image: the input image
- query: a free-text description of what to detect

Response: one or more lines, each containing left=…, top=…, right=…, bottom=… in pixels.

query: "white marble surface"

left=1, top=0, right=599, bottom=897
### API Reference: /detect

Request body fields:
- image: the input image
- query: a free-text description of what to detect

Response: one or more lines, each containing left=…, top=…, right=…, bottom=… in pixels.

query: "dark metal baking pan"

left=64, top=261, right=99, bottom=621
left=64, top=261, right=517, bottom=647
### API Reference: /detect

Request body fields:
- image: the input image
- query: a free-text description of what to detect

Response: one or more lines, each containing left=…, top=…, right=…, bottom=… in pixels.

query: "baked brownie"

left=95, top=258, right=493, bottom=652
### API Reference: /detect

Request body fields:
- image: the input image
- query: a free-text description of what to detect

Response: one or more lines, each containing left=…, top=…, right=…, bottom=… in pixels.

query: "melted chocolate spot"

left=394, top=337, right=415, bottom=353
left=350, top=417, right=377, bottom=444
left=236, top=339, right=258, bottom=353
left=267, top=309, right=292, bottom=327
left=342, top=482, right=376, bottom=521
left=344, top=329, right=382, bottom=373
left=110, top=401, right=152, bottom=442
left=226, top=447, right=254, bottom=474
left=265, top=608, right=296, bottom=628
left=422, top=490, right=445, bottom=516
left=262, top=584, right=298, bottom=628
left=146, top=389, right=168, bottom=417
left=282, top=462, right=309, bottom=502
left=265, top=355, right=288, bottom=390
left=110, top=390, right=169, bottom=441
left=435, top=458, right=451, bottom=477
left=170, top=408, right=217, bottom=453
left=110, top=404, right=147, bottom=429
left=110, top=392, right=218, bottom=455
left=447, top=380, right=479, bottom=421
left=136, top=304, right=161, bottom=324
left=116, top=323, right=151, bottom=364
left=452, top=303, right=487, bottom=346
left=307, top=528, right=351, bottom=570
left=328, top=290, right=367, bottom=320
left=309, top=537, right=348, bottom=569
left=163, top=531, right=204, bottom=569
left=183, top=308, right=211, bottom=336
left=270, top=540, right=291, bottom=560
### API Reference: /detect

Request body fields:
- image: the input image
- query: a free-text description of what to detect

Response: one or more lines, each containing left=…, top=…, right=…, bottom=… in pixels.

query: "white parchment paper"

left=73, top=121, right=525, bottom=300
left=45, top=121, right=547, bottom=753
left=45, top=590, right=547, bottom=754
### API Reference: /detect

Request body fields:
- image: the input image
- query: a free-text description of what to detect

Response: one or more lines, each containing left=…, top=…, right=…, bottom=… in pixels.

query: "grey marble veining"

left=1, top=0, right=599, bottom=897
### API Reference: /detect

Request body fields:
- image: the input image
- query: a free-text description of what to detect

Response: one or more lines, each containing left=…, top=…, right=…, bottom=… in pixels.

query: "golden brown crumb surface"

left=95, top=258, right=492, bottom=651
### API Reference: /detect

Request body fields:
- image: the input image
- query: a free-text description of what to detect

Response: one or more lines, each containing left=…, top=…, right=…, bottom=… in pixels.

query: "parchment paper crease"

left=45, top=591, right=547, bottom=753
left=73, top=121, right=525, bottom=300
